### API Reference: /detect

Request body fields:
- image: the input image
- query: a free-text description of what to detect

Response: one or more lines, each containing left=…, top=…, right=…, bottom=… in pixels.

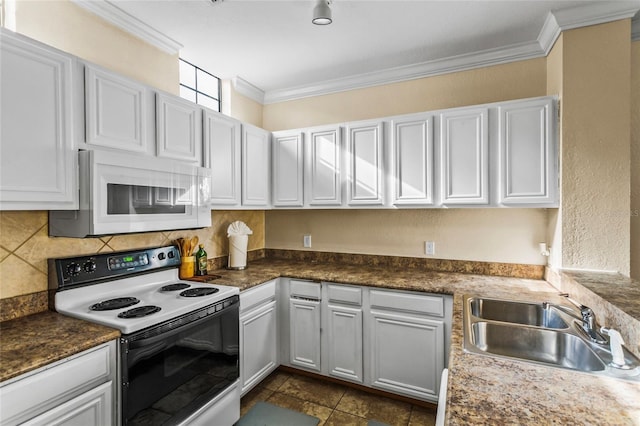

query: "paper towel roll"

left=228, top=235, right=249, bottom=269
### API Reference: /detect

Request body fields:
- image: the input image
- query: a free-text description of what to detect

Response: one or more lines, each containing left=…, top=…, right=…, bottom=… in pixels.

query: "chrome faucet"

left=549, top=294, right=607, bottom=344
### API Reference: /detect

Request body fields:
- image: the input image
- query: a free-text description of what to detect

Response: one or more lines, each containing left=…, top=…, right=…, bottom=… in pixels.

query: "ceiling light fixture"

left=312, top=0, right=332, bottom=25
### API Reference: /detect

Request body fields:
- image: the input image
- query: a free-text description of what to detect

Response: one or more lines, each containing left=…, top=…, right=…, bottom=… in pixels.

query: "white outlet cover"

left=303, top=235, right=312, bottom=248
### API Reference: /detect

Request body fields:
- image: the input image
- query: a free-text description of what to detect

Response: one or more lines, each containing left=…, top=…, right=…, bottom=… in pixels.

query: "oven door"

left=50, top=150, right=211, bottom=237
left=120, top=296, right=239, bottom=426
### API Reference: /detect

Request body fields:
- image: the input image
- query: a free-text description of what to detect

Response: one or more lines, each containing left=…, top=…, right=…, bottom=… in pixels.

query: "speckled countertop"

left=0, top=311, right=120, bottom=383
left=3, top=257, right=639, bottom=424
left=200, top=258, right=640, bottom=425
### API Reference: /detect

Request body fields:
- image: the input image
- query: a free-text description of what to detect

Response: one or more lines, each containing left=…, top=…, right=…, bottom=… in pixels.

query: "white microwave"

left=50, top=150, right=211, bottom=237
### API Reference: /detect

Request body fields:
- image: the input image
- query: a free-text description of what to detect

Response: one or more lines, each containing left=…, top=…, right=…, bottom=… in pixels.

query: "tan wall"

left=263, top=58, right=547, bottom=131
left=266, top=209, right=549, bottom=264
left=229, top=85, right=264, bottom=128
left=264, top=58, right=551, bottom=265
left=13, top=0, right=179, bottom=94
left=560, top=21, right=631, bottom=275
left=631, top=40, right=640, bottom=279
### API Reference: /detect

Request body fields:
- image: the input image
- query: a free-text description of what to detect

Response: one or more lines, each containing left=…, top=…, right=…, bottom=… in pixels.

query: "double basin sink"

left=463, top=296, right=640, bottom=379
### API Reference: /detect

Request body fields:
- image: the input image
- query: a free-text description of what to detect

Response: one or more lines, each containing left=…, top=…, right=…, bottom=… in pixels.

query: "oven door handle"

left=127, top=303, right=236, bottom=350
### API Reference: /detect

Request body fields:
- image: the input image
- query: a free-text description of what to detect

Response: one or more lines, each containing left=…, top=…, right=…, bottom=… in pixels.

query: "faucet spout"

left=555, top=294, right=606, bottom=344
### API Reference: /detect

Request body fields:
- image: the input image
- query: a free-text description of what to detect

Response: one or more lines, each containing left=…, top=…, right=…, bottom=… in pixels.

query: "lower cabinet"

left=239, top=280, right=279, bottom=396
left=280, top=279, right=452, bottom=403
left=0, top=340, right=116, bottom=426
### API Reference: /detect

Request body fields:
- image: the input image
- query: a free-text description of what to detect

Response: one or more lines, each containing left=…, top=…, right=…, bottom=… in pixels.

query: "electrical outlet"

left=303, top=235, right=312, bottom=248
left=425, top=241, right=435, bottom=256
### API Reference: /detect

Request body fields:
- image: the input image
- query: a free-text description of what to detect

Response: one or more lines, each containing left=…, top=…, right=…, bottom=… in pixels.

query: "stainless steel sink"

left=463, top=295, right=640, bottom=379
left=469, top=321, right=605, bottom=371
left=468, top=297, right=568, bottom=329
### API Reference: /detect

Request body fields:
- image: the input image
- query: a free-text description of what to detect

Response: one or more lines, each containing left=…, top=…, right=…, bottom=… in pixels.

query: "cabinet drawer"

left=290, top=280, right=321, bottom=300
left=370, top=290, right=444, bottom=317
left=0, top=342, right=114, bottom=425
left=327, top=284, right=362, bottom=306
left=240, top=279, right=276, bottom=312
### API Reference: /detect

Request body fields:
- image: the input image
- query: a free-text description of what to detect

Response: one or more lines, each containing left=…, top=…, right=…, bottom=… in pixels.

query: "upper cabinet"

left=84, top=64, right=153, bottom=154
left=440, top=107, right=489, bottom=205
left=242, top=124, right=271, bottom=207
left=272, top=130, right=304, bottom=208
left=305, top=126, right=343, bottom=207
left=0, top=30, right=78, bottom=210
left=390, top=113, right=435, bottom=206
left=156, top=93, right=202, bottom=164
left=346, top=120, right=384, bottom=206
left=498, top=97, right=557, bottom=206
left=203, top=110, right=242, bottom=206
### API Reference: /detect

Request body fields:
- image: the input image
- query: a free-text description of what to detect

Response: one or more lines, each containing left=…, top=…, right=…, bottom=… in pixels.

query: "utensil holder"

left=179, top=256, right=195, bottom=279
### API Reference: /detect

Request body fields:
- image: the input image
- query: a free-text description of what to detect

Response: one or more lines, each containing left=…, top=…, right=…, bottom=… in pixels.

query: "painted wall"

left=263, top=58, right=547, bottom=131
left=12, top=0, right=179, bottom=94
left=631, top=40, right=640, bottom=279
left=264, top=58, right=551, bottom=265
left=559, top=21, right=631, bottom=275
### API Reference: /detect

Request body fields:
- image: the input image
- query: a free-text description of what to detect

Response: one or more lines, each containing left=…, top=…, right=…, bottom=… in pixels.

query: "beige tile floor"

left=239, top=370, right=436, bottom=426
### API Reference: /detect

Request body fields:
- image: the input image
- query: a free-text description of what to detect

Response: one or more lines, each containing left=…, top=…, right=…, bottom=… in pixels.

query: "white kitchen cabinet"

left=239, top=280, right=278, bottom=396
left=305, top=126, right=343, bottom=207
left=0, top=341, right=116, bottom=426
left=289, top=296, right=321, bottom=372
left=440, top=107, right=489, bottom=205
left=242, top=124, right=271, bottom=207
left=0, top=29, right=77, bottom=210
left=272, top=130, right=304, bottom=207
left=323, top=283, right=364, bottom=384
left=156, top=92, right=202, bottom=164
left=390, top=113, right=435, bottom=206
left=367, top=289, right=451, bottom=403
left=346, top=120, right=384, bottom=206
left=84, top=64, right=152, bottom=154
left=203, top=110, right=242, bottom=206
left=498, top=97, right=557, bottom=206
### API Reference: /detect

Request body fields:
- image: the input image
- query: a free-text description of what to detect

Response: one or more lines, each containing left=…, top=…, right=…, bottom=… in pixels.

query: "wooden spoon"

left=190, top=236, right=199, bottom=256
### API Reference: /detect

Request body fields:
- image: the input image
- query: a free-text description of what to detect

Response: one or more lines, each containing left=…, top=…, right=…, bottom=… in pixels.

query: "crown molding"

left=71, top=0, right=182, bottom=55
left=264, top=1, right=640, bottom=104
left=263, top=41, right=543, bottom=104
left=233, top=76, right=265, bottom=104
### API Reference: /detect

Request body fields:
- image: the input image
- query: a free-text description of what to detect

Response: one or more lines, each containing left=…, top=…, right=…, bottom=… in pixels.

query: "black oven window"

left=123, top=304, right=239, bottom=425
left=107, top=184, right=187, bottom=215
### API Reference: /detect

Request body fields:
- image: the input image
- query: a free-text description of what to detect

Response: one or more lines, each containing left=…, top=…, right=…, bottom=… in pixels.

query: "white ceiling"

left=99, top=0, right=639, bottom=102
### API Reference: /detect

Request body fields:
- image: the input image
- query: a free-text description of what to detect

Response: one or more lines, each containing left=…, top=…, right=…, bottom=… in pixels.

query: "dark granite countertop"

left=0, top=311, right=120, bottom=382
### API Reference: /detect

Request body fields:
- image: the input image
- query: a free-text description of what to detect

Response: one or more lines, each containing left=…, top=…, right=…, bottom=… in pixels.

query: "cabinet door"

left=369, top=310, right=444, bottom=402
left=240, top=300, right=278, bottom=396
left=440, top=108, right=488, bottom=205
left=156, top=93, right=202, bottom=163
left=306, top=126, right=342, bottom=206
left=203, top=110, right=242, bottom=206
left=391, top=114, right=434, bottom=206
left=242, top=124, right=271, bottom=207
left=346, top=121, right=384, bottom=206
left=0, top=30, right=77, bottom=210
left=499, top=97, right=557, bottom=205
left=85, top=65, right=150, bottom=153
left=289, top=298, right=321, bottom=372
left=272, top=130, right=304, bottom=207
left=21, top=381, right=112, bottom=426
left=327, top=304, right=363, bottom=383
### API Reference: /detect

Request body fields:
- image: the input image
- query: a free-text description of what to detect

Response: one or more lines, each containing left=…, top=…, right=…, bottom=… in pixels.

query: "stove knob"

left=83, top=260, right=97, bottom=273
left=167, top=251, right=175, bottom=259
left=66, top=262, right=81, bottom=276
left=158, top=252, right=166, bottom=260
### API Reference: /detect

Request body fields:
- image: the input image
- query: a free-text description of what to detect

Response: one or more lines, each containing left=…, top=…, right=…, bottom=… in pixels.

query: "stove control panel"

left=49, top=245, right=182, bottom=291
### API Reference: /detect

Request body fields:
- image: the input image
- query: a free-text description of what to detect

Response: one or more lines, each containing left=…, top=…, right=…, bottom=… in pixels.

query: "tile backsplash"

left=0, top=210, right=266, bottom=300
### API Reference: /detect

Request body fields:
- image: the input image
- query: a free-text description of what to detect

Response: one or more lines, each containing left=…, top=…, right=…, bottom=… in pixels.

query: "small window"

left=179, top=59, right=221, bottom=112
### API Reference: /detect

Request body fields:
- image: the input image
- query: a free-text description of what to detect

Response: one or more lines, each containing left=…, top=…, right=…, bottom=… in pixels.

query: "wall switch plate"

left=425, top=241, right=435, bottom=255
left=303, top=235, right=312, bottom=248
